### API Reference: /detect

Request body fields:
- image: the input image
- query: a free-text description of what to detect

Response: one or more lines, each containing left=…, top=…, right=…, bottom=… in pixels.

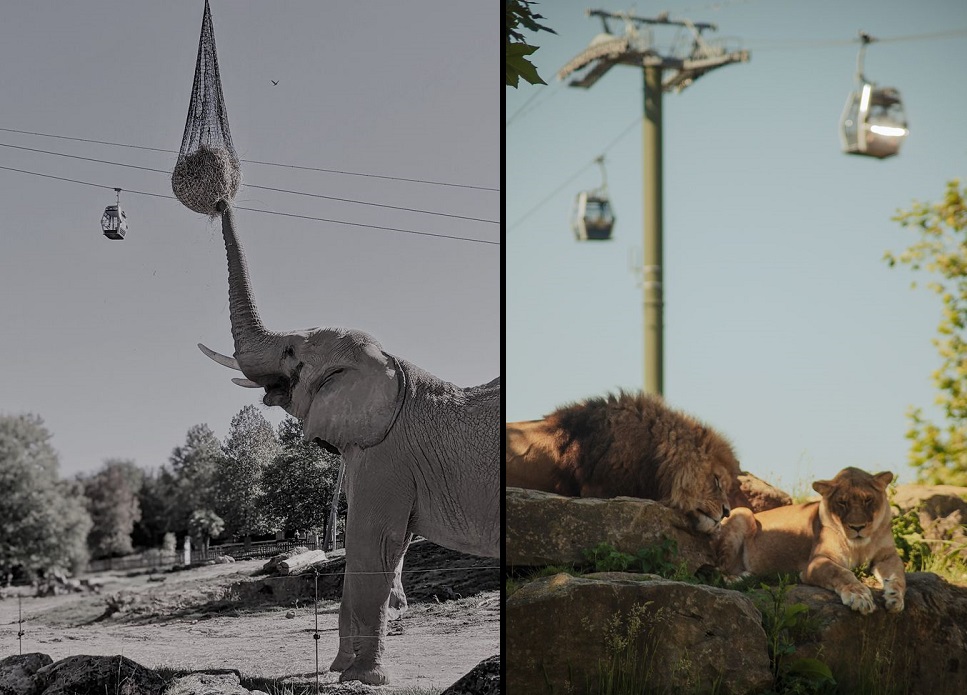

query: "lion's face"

left=813, top=467, right=893, bottom=542
left=669, top=434, right=741, bottom=534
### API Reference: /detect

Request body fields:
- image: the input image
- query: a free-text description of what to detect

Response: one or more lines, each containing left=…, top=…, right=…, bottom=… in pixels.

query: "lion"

left=714, top=467, right=905, bottom=614
left=505, top=391, right=740, bottom=533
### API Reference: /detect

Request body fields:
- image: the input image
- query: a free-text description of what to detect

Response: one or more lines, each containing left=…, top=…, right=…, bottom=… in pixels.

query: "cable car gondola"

left=840, top=32, right=908, bottom=159
left=101, top=188, right=128, bottom=240
left=572, top=156, right=616, bottom=241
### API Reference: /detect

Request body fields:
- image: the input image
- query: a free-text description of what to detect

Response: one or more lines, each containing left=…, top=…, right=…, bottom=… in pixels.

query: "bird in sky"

left=271, top=80, right=279, bottom=86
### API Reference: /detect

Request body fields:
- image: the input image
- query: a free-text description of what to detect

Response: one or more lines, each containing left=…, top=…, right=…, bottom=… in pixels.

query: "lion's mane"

left=509, top=391, right=740, bottom=518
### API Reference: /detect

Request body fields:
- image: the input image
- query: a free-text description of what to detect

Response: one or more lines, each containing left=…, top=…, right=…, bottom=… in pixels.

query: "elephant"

left=198, top=201, right=499, bottom=685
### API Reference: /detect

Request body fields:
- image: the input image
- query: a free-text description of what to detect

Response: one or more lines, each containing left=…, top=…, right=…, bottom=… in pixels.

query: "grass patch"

left=582, top=539, right=690, bottom=580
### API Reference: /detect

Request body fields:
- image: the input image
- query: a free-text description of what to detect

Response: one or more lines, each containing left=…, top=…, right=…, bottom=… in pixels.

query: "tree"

left=262, top=417, right=342, bottom=536
left=214, top=405, right=280, bottom=544
left=188, top=509, right=224, bottom=556
left=885, top=179, right=967, bottom=485
left=505, top=1, right=556, bottom=88
left=0, top=414, right=93, bottom=581
left=132, top=424, right=223, bottom=549
left=131, top=465, right=180, bottom=549
left=170, top=424, right=222, bottom=516
left=82, top=458, right=143, bottom=559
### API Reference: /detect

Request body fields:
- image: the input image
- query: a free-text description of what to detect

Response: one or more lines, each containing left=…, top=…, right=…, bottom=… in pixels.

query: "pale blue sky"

left=0, top=1, right=499, bottom=476
left=507, top=0, right=967, bottom=488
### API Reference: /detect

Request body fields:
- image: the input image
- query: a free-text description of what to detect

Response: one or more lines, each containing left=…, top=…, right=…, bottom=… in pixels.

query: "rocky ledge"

left=506, top=485, right=967, bottom=695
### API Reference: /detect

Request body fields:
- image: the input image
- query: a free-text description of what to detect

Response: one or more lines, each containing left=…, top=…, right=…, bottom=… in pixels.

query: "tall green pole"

left=643, top=65, right=664, bottom=396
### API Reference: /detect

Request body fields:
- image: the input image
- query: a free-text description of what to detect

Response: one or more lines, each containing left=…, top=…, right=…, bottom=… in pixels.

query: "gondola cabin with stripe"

left=101, top=188, right=128, bottom=240
left=840, top=32, right=908, bottom=160
left=572, top=192, right=616, bottom=241
left=572, top=155, right=616, bottom=241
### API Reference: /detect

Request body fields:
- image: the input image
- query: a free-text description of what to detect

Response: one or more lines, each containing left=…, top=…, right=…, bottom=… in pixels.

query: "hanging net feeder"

left=172, top=0, right=241, bottom=215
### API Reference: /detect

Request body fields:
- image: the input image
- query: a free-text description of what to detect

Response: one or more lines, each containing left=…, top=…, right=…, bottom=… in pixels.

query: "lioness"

left=505, top=391, right=740, bottom=533
left=714, top=467, right=905, bottom=614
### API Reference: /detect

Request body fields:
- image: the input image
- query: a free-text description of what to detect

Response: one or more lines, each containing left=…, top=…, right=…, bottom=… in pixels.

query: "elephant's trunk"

left=218, top=201, right=281, bottom=376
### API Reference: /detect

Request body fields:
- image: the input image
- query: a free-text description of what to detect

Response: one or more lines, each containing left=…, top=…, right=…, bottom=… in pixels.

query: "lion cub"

left=714, top=467, right=905, bottom=614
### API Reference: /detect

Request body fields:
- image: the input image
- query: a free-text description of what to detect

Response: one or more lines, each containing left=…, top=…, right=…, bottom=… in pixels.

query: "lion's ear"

left=812, top=479, right=833, bottom=496
left=873, top=471, right=894, bottom=488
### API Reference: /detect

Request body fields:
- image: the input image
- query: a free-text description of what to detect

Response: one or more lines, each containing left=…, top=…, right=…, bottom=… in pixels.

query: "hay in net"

left=171, top=146, right=241, bottom=216
left=173, top=0, right=240, bottom=215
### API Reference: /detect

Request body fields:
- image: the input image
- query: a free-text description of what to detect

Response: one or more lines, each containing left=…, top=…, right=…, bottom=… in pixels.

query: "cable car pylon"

left=573, top=155, right=616, bottom=241
left=558, top=9, right=749, bottom=396
left=840, top=31, right=909, bottom=159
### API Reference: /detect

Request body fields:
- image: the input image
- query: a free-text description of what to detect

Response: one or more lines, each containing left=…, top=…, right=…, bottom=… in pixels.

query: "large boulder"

left=36, top=655, right=166, bottom=695
left=892, top=483, right=967, bottom=560
left=505, top=487, right=715, bottom=572
left=0, top=653, right=52, bottom=695
left=733, top=472, right=793, bottom=512
left=786, top=572, right=967, bottom=695
left=507, top=573, right=773, bottom=695
left=440, top=655, right=499, bottom=695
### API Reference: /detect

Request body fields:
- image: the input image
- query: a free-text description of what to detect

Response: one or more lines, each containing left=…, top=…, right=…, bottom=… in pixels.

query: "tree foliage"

left=131, top=465, right=179, bottom=549
left=188, top=509, right=224, bottom=555
left=885, top=179, right=967, bottom=485
left=82, top=458, right=143, bottom=559
left=505, top=1, right=555, bottom=88
left=262, top=417, right=342, bottom=535
left=214, top=405, right=280, bottom=540
left=169, top=423, right=222, bottom=529
left=0, top=414, right=92, bottom=580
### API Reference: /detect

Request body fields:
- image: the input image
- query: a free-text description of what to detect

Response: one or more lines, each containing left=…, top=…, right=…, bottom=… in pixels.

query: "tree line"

left=0, top=405, right=342, bottom=583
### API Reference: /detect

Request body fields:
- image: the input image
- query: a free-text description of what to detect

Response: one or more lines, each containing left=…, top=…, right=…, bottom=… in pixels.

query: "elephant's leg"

left=330, top=535, right=408, bottom=672
left=328, top=578, right=355, bottom=673
left=337, top=514, right=412, bottom=685
left=387, top=534, right=413, bottom=621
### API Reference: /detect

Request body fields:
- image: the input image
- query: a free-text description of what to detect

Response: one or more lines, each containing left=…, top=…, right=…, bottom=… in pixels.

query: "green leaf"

left=784, top=657, right=835, bottom=684
left=506, top=42, right=546, bottom=87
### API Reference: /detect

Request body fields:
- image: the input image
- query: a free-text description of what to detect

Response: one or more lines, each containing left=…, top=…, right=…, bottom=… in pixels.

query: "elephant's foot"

left=329, top=651, right=354, bottom=673
left=339, top=663, right=389, bottom=686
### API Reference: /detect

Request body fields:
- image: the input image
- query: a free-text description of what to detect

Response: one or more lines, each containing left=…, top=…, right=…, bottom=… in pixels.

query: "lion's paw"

left=883, top=587, right=905, bottom=613
left=840, top=584, right=875, bottom=614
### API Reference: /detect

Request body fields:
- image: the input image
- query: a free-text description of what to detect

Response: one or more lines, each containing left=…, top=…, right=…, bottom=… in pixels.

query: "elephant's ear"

left=304, top=344, right=404, bottom=452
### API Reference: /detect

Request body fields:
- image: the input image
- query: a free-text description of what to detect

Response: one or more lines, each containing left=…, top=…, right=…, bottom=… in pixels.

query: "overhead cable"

left=0, top=142, right=496, bottom=224
left=0, top=126, right=498, bottom=192
left=0, top=164, right=498, bottom=247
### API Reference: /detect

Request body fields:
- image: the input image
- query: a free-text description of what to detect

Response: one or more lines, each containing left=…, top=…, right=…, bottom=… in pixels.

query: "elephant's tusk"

left=198, top=343, right=242, bottom=371
left=232, top=377, right=262, bottom=388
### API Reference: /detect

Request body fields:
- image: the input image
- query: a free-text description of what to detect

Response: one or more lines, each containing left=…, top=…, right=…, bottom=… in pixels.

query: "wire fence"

left=4, top=540, right=500, bottom=694
left=87, top=537, right=337, bottom=574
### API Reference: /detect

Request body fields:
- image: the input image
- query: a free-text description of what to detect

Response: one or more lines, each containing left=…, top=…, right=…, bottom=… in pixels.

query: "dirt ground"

left=0, top=541, right=499, bottom=692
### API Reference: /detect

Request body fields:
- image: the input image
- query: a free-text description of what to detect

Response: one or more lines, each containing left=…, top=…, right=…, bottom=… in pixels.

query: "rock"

left=440, top=655, right=499, bottom=695
left=892, top=484, right=967, bottom=560
left=507, top=573, right=773, bottom=695
left=36, top=654, right=167, bottom=695
left=733, top=471, right=793, bottom=512
left=893, top=483, right=967, bottom=517
left=166, top=671, right=251, bottom=695
left=0, top=653, right=52, bottom=695
left=505, top=487, right=715, bottom=573
left=310, top=682, right=380, bottom=694
left=785, top=572, right=967, bottom=695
